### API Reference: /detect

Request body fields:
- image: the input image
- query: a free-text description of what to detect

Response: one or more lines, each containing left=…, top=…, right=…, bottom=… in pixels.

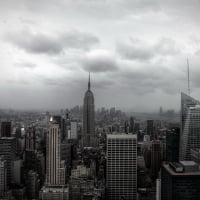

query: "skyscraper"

left=82, top=73, right=95, bottom=147
left=179, top=93, right=200, bottom=160
left=40, top=116, right=68, bottom=200
left=106, top=134, right=137, bottom=200
left=46, top=118, right=65, bottom=186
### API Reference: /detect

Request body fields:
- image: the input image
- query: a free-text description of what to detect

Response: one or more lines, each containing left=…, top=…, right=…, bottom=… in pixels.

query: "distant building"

left=129, top=116, right=135, bottom=133
left=166, top=128, right=180, bottom=162
left=161, top=161, right=200, bottom=200
left=191, top=149, right=200, bottom=164
left=106, top=134, right=137, bottom=200
left=70, top=121, right=78, bottom=139
left=82, top=74, right=96, bottom=147
left=1, top=122, right=12, bottom=137
left=0, top=157, right=7, bottom=198
left=179, top=93, right=200, bottom=160
left=147, top=120, right=154, bottom=139
left=0, top=137, right=16, bottom=186
left=40, top=187, right=69, bottom=200
left=25, top=126, right=36, bottom=151
left=151, top=140, right=161, bottom=178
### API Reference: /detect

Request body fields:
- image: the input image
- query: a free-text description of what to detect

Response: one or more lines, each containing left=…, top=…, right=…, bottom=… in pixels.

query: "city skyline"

left=0, top=1, right=200, bottom=111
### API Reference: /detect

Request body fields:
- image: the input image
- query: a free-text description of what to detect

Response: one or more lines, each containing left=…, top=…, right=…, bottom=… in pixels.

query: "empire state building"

left=82, top=73, right=96, bottom=147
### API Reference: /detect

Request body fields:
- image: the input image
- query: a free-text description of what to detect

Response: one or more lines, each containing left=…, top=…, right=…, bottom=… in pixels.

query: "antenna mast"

left=187, top=58, right=190, bottom=96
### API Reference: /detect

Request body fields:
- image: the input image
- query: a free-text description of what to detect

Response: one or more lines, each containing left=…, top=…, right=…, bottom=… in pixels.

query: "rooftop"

left=107, top=134, right=137, bottom=139
left=163, top=163, right=200, bottom=176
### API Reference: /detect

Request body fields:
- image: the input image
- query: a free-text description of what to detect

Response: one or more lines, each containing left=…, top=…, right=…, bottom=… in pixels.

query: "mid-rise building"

left=106, top=134, right=137, bottom=200
left=161, top=161, right=200, bottom=200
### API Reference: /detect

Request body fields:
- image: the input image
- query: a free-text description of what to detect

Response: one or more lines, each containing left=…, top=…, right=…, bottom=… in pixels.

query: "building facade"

left=161, top=161, right=200, bottom=200
left=106, top=134, right=137, bottom=200
left=179, top=93, right=200, bottom=160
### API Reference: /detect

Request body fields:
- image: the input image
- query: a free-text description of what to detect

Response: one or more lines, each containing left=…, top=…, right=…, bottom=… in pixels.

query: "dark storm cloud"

left=81, top=50, right=119, bottom=73
left=117, top=38, right=180, bottom=61
left=5, top=29, right=99, bottom=54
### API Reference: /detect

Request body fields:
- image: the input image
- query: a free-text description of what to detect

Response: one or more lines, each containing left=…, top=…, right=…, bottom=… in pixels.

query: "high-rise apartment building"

left=106, top=134, right=137, bottom=200
left=82, top=74, right=95, bottom=147
left=179, top=93, right=200, bottom=160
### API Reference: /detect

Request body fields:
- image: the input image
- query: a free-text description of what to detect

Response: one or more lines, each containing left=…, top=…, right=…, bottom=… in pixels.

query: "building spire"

left=88, top=72, right=91, bottom=90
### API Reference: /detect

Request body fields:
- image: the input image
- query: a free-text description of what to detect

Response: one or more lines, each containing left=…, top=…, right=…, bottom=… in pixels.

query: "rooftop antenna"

left=187, top=58, right=190, bottom=96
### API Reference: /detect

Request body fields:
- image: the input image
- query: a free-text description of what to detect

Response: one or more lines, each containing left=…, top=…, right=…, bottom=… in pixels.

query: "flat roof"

left=163, top=164, right=200, bottom=176
left=107, top=134, right=137, bottom=139
left=180, top=161, right=197, bottom=166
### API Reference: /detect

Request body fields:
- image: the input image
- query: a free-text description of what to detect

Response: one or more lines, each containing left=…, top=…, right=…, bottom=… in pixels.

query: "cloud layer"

left=0, top=0, right=200, bottom=111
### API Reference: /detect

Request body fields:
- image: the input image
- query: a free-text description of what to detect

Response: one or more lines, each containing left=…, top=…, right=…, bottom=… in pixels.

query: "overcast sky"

left=0, top=0, right=200, bottom=112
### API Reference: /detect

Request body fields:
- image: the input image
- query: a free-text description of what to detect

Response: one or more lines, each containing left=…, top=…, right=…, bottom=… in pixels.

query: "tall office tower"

left=179, top=92, right=200, bottom=160
left=161, top=161, right=200, bottom=200
left=106, top=134, right=137, bottom=200
left=151, top=140, right=161, bottom=178
left=0, top=157, right=7, bottom=198
left=0, top=137, right=16, bottom=186
left=40, top=117, right=68, bottom=200
left=166, top=128, right=180, bottom=162
left=0, top=121, right=12, bottom=137
left=25, top=126, right=36, bottom=151
left=147, top=120, right=154, bottom=139
left=82, top=74, right=95, bottom=147
left=129, top=116, right=135, bottom=133
left=46, top=119, right=65, bottom=186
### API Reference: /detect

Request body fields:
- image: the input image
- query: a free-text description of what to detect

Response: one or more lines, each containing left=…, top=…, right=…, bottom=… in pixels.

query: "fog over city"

left=0, top=0, right=200, bottom=111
